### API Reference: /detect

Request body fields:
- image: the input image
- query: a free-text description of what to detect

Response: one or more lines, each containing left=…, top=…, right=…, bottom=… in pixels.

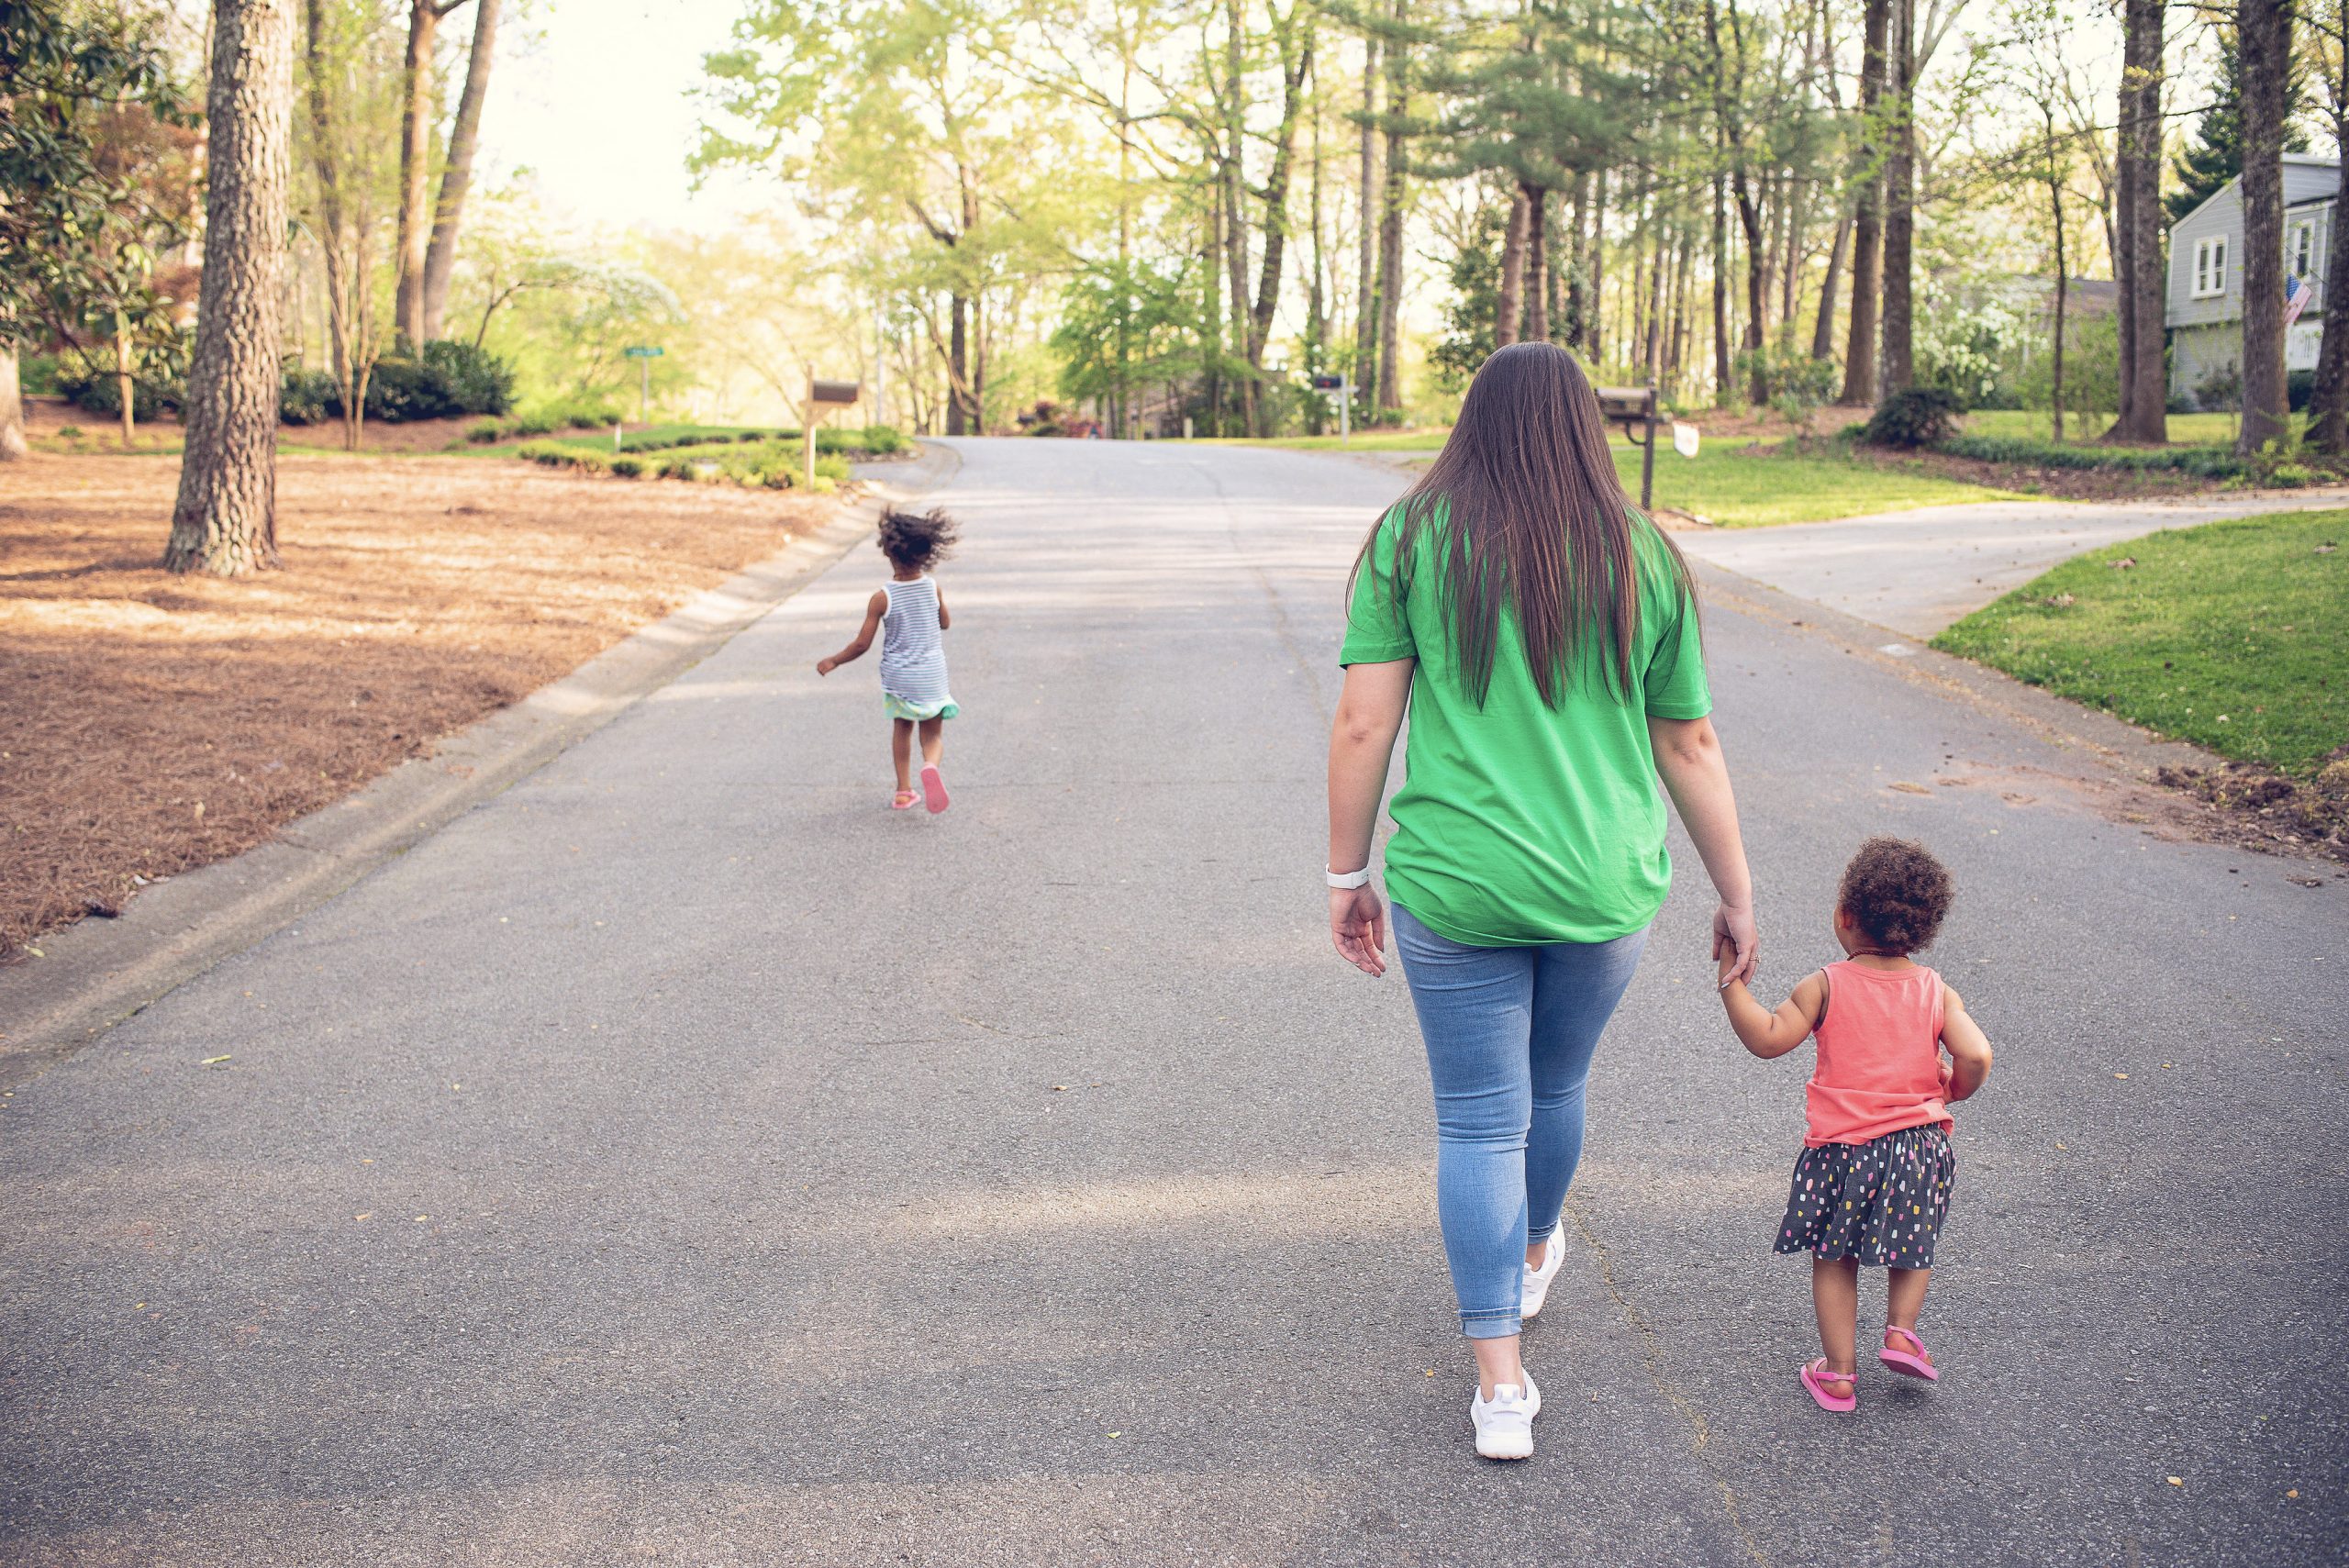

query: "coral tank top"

left=1805, top=961, right=1954, bottom=1148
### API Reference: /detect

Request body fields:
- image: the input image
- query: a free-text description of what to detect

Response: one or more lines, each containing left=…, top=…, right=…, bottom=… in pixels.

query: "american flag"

left=2284, top=274, right=2314, bottom=328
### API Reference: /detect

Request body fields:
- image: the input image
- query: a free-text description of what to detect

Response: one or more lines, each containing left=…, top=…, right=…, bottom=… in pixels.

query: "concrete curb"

left=0, top=442, right=963, bottom=1083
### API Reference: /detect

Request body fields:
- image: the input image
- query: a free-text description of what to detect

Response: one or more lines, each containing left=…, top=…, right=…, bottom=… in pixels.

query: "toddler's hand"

left=816, top=657, right=836, bottom=676
left=1938, top=1056, right=1954, bottom=1088
left=1716, top=949, right=1742, bottom=992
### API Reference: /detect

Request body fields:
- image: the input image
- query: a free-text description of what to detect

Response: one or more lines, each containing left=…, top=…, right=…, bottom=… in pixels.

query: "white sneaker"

left=1470, top=1367, right=1542, bottom=1460
left=1520, top=1231, right=1564, bottom=1320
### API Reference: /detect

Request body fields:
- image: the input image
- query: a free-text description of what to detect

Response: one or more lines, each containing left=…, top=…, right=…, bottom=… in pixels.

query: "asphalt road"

left=4, top=438, right=2344, bottom=1567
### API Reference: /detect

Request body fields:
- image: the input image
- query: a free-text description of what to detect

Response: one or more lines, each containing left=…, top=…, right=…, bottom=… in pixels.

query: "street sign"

left=810, top=380, right=861, bottom=406
left=623, top=346, right=663, bottom=359
left=623, top=346, right=663, bottom=424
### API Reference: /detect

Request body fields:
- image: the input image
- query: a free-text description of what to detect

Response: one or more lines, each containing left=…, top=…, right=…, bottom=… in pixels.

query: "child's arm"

left=816, top=591, right=887, bottom=675
left=935, top=586, right=950, bottom=631
left=1940, top=984, right=1993, bottom=1101
left=1719, top=963, right=1826, bottom=1060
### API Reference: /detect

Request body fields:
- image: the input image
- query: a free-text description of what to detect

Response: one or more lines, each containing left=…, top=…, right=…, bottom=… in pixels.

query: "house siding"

left=2166, top=154, right=2341, bottom=407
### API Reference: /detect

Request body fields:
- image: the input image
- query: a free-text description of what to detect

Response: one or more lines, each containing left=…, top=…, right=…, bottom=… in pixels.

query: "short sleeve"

left=1339, top=508, right=1416, bottom=665
left=1642, top=571, right=1712, bottom=719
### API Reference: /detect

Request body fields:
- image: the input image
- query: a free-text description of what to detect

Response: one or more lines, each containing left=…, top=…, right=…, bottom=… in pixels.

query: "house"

left=2167, top=152, right=2339, bottom=409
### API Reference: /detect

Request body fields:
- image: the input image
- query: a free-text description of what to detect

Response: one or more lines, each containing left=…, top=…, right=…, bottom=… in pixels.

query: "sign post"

left=805, top=377, right=863, bottom=485
left=622, top=345, right=663, bottom=427
left=1310, top=373, right=1352, bottom=441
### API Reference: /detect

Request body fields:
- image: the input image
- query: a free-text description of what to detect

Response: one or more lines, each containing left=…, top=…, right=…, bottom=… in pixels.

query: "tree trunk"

left=1497, top=185, right=1530, bottom=347
left=1248, top=25, right=1312, bottom=435
left=0, top=347, right=28, bottom=461
left=2112, top=0, right=2168, bottom=441
left=2048, top=117, right=2069, bottom=442
left=1565, top=172, right=1588, bottom=348
left=394, top=0, right=466, bottom=346
left=2311, top=101, right=2349, bottom=449
left=947, top=292, right=970, bottom=435
left=1811, top=212, right=1850, bottom=360
left=1840, top=0, right=1889, bottom=404
left=419, top=0, right=497, bottom=342
left=1878, top=0, right=1917, bottom=395
left=2237, top=0, right=2292, bottom=457
left=167, top=0, right=294, bottom=576
left=1374, top=0, right=1408, bottom=414
left=1354, top=29, right=1380, bottom=406
left=1711, top=169, right=1732, bottom=400
left=1735, top=173, right=1767, bottom=403
left=1225, top=0, right=1253, bottom=435
left=1588, top=169, right=1608, bottom=361
left=117, top=320, right=136, bottom=447
left=1525, top=187, right=1549, bottom=342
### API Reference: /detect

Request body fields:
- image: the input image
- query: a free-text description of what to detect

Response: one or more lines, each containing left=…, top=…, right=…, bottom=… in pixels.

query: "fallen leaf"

left=355, top=1213, right=372, bottom=1221
left=2114, top=1072, right=2129, bottom=1080
left=2318, top=542, right=2337, bottom=554
left=2166, top=1477, right=2183, bottom=1487
left=2110, top=557, right=2136, bottom=570
left=1108, top=1431, right=1121, bottom=1439
left=414, top=1215, right=429, bottom=1223
left=2288, top=1489, right=2300, bottom=1498
left=2044, top=592, right=2077, bottom=608
left=1888, top=781, right=1932, bottom=795
left=200, top=1054, right=232, bottom=1066
left=1052, top=1084, right=1068, bottom=1092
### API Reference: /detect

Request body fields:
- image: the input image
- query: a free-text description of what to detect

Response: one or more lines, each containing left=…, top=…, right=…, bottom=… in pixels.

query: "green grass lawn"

left=1958, top=408, right=2278, bottom=447
left=1204, top=429, right=2026, bottom=527
left=1932, top=509, right=2349, bottom=775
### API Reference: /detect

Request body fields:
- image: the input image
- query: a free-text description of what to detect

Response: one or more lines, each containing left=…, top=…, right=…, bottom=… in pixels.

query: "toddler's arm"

left=1719, top=962, right=1825, bottom=1060
left=1940, top=984, right=1993, bottom=1100
left=816, top=590, right=888, bottom=675
left=935, top=586, right=950, bottom=630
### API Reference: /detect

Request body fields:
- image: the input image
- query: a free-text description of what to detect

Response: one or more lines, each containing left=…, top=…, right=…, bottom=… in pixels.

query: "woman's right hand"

left=1330, top=884, right=1389, bottom=978
left=1711, top=900, right=1758, bottom=988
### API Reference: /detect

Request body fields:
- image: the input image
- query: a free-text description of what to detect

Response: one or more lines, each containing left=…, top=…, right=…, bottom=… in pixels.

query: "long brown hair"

left=1351, top=342, right=1696, bottom=707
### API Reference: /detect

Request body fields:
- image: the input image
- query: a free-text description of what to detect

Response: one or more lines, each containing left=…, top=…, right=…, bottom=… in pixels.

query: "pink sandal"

left=891, top=789, right=919, bottom=811
left=919, top=762, right=950, bottom=815
left=1800, top=1359, right=1857, bottom=1413
left=1879, top=1325, right=1939, bottom=1382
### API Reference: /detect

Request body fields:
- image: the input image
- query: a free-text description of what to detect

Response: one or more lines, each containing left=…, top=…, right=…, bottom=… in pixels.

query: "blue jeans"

left=1393, top=905, right=1650, bottom=1340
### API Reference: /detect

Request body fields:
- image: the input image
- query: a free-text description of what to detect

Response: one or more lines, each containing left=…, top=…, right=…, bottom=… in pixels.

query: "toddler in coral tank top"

left=1717, top=837, right=1994, bottom=1414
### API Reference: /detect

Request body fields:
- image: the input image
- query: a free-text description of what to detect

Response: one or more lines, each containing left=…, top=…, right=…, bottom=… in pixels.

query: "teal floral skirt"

left=883, top=694, right=960, bottom=722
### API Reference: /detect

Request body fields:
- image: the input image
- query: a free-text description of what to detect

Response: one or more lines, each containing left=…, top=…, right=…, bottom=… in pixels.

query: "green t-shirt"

left=1339, top=501, right=1712, bottom=946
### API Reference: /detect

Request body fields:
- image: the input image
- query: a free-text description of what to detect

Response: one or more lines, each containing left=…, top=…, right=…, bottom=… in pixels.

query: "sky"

left=480, top=0, right=783, bottom=236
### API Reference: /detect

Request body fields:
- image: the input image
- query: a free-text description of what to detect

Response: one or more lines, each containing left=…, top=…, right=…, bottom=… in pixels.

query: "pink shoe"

left=1879, top=1325, right=1939, bottom=1382
left=1800, top=1359, right=1857, bottom=1413
left=919, top=763, right=950, bottom=814
left=891, top=789, right=918, bottom=811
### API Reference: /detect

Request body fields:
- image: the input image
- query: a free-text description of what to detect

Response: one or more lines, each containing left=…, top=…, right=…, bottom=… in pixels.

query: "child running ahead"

left=817, top=506, right=960, bottom=813
left=1718, top=836, right=1993, bottom=1412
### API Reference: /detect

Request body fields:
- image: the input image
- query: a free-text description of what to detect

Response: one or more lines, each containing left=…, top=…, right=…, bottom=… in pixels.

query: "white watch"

left=1326, top=865, right=1373, bottom=889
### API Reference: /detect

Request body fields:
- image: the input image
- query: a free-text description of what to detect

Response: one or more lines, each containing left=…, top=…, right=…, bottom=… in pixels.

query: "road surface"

left=4, top=439, right=2344, bottom=1566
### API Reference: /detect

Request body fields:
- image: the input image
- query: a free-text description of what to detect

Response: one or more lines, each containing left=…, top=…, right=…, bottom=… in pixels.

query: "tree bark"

left=947, top=292, right=970, bottom=435
left=1565, top=172, right=1588, bottom=348
left=1354, top=29, right=1380, bottom=407
left=2237, top=0, right=2293, bottom=457
left=1497, top=185, right=1530, bottom=347
left=2312, top=1, right=2349, bottom=451
left=1588, top=169, right=1607, bottom=361
left=394, top=0, right=468, bottom=346
left=167, top=0, right=294, bottom=576
left=1225, top=0, right=1253, bottom=435
left=1877, top=0, right=1917, bottom=395
left=1811, top=212, right=1850, bottom=360
left=1711, top=169, right=1731, bottom=399
left=419, top=0, right=498, bottom=342
left=1248, top=22, right=1312, bottom=435
left=1374, top=0, right=1408, bottom=414
left=1841, top=0, right=1889, bottom=404
left=2047, top=111, right=2070, bottom=442
left=1525, top=187, right=1549, bottom=342
left=2111, top=0, right=2168, bottom=440
left=0, top=347, right=28, bottom=461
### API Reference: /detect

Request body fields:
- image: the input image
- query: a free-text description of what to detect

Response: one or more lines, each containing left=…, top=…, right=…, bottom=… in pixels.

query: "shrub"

left=280, top=366, right=336, bottom=426
left=1936, top=433, right=2248, bottom=478
left=58, top=424, right=83, bottom=439
left=417, top=339, right=515, bottom=416
left=465, top=417, right=507, bottom=443
left=609, top=455, right=644, bottom=478
left=63, top=368, right=182, bottom=421
left=1864, top=386, right=1963, bottom=448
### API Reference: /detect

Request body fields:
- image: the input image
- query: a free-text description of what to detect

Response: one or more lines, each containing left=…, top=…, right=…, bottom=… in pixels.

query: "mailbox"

left=810, top=380, right=862, bottom=406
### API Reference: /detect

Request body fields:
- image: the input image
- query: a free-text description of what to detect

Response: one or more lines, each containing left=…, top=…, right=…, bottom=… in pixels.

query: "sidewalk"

left=1672, top=489, right=2349, bottom=639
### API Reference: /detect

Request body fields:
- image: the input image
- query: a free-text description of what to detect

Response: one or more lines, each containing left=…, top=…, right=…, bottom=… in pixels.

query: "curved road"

left=4, top=438, right=2344, bottom=1565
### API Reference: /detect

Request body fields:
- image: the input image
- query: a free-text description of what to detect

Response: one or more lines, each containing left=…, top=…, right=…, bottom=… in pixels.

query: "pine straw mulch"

left=2151, top=750, right=2349, bottom=873
left=1, top=450, right=829, bottom=960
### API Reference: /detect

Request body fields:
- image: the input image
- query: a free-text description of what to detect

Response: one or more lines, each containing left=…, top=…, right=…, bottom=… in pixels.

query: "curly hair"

left=1835, top=836, right=1954, bottom=956
left=877, top=506, right=959, bottom=572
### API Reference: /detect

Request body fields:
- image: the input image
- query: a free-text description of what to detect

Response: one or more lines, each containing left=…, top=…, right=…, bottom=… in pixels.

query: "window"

left=2291, top=217, right=2321, bottom=279
left=2193, top=237, right=2230, bottom=299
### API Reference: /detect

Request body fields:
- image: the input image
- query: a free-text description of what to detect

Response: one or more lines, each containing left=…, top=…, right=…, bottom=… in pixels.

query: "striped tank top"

left=878, top=576, right=952, bottom=704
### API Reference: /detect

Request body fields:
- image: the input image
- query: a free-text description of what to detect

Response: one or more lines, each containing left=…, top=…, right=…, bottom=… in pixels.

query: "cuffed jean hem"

left=1527, top=1219, right=1559, bottom=1245
left=1462, top=1311, right=1522, bottom=1340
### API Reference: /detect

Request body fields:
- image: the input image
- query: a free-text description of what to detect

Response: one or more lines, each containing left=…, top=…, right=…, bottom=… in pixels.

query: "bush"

left=63, top=368, right=182, bottom=421
left=465, top=417, right=507, bottom=443
left=608, top=455, right=644, bottom=478
left=418, top=339, right=515, bottom=417
left=281, top=366, right=336, bottom=426
left=1937, top=433, right=2248, bottom=478
left=18, top=354, right=63, bottom=395
left=1863, top=386, right=1963, bottom=448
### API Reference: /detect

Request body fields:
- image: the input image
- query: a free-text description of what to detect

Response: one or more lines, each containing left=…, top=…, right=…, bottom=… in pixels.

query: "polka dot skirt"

left=1775, top=1124, right=1955, bottom=1268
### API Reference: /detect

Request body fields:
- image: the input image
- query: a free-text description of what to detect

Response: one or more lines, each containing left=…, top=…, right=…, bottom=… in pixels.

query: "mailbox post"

left=805, top=377, right=862, bottom=484
left=622, top=345, right=663, bottom=426
left=1309, top=373, right=1352, bottom=441
left=1596, top=384, right=1660, bottom=510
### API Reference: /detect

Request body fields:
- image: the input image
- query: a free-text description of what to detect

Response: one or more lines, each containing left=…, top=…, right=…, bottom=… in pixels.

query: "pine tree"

left=2168, top=25, right=2309, bottom=223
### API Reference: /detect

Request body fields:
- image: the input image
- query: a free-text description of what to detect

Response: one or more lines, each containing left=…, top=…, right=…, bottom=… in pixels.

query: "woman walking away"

left=1326, top=341, right=1757, bottom=1461
left=817, top=506, right=961, bottom=813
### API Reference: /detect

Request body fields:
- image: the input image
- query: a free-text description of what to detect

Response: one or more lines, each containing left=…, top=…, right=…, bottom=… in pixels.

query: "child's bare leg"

left=918, top=716, right=944, bottom=769
left=891, top=718, right=915, bottom=792
left=1886, top=1266, right=1932, bottom=1365
left=1811, top=1254, right=1861, bottom=1385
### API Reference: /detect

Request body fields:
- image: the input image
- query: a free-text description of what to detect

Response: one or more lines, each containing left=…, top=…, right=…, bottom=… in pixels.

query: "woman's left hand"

left=1330, top=884, right=1389, bottom=977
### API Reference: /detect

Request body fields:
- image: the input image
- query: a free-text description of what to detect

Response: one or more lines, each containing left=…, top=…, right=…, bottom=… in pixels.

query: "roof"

left=2168, top=153, right=2342, bottom=230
